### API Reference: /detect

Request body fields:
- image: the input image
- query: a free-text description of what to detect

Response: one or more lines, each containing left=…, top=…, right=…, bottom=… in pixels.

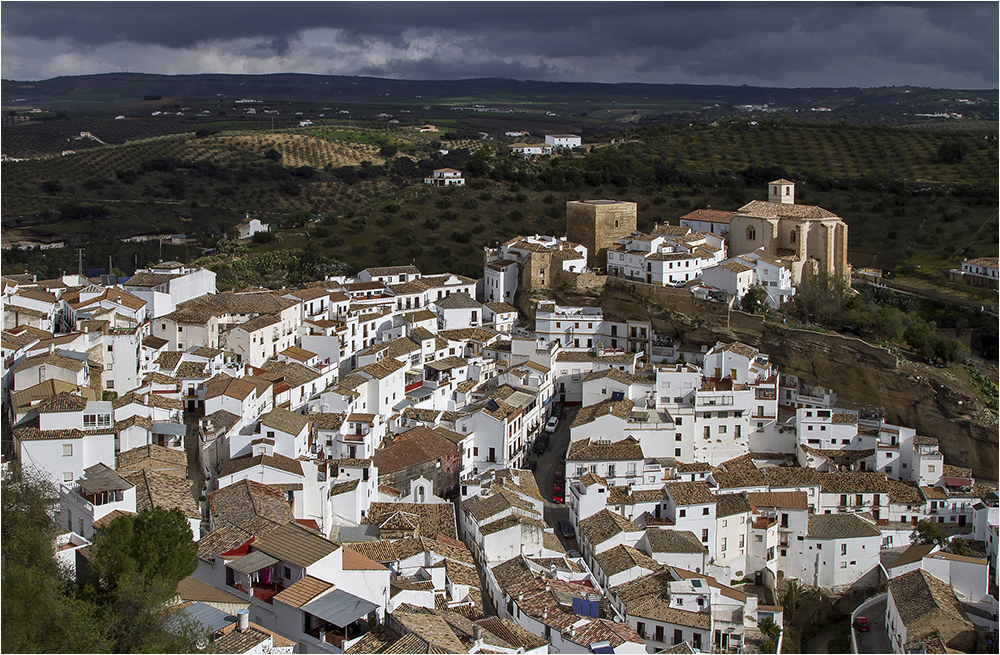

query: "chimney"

left=473, top=626, right=482, bottom=641
left=544, top=582, right=550, bottom=593
left=236, top=609, right=249, bottom=632
left=49, top=343, right=55, bottom=354
left=549, top=564, right=557, bottom=578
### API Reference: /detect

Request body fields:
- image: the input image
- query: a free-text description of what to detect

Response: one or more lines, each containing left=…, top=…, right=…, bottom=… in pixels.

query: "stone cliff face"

left=519, top=278, right=998, bottom=482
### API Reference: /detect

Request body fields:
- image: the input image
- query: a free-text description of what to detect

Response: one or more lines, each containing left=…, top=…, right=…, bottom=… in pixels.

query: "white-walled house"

left=544, top=134, right=583, bottom=148
left=424, top=168, right=465, bottom=186
left=124, top=264, right=217, bottom=319
left=786, top=513, right=881, bottom=592
left=885, top=568, right=977, bottom=654
left=237, top=217, right=269, bottom=240
left=60, top=463, right=137, bottom=539
left=14, top=394, right=115, bottom=486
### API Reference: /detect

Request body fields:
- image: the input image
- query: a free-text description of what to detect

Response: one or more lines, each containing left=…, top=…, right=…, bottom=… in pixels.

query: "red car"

left=855, top=616, right=869, bottom=632
left=553, top=483, right=564, bottom=504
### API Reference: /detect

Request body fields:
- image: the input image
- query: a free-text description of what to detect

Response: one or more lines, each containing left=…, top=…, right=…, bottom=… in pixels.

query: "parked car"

left=855, top=617, right=869, bottom=632
left=553, top=483, right=564, bottom=504
left=533, top=436, right=549, bottom=454
left=545, top=416, right=559, bottom=433
left=558, top=520, right=574, bottom=539
left=554, top=469, right=564, bottom=484
left=567, top=550, right=582, bottom=559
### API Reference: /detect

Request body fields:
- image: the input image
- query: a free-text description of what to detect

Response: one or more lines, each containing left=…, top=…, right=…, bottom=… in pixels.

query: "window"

left=928, top=465, right=935, bottom=473
left=702, top=507, right=709, bottom=515
left=739, top=535, right=745, bottom=548
left=841, top=544, right=847, bottom=555
left=721, top=537, right=727, bottom=551
left=675, top=448, right=682, bottom=457
left=679, top=509, right=686, bottom=517
left=747, top=226, right=756, bottom=241
left=755, top=535, right=763, bottom=543
left=62, top=444, right=73, bottom=457
left=701, top=528, right=709, bottom=543
left=636, top=622, right=645, bottom=639
left=840, top=561, right=847, bottom=568
left=63, top=472, right=73, bottom=482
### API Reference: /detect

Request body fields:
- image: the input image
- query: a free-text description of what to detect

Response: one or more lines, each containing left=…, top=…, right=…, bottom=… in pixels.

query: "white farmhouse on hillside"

left=424, top=168, right=465, bottom=187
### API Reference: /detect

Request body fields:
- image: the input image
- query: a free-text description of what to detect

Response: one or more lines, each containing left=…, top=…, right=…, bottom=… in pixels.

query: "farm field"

left=2, top=119, right=997, bottom=299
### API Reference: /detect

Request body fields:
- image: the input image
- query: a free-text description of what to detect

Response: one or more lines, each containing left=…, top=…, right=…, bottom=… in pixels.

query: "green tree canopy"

left=741, top=284, right=770, bottom=314
left=87, top=507, right=198, bottom=592
left=910, top=519, right=949, bottom=547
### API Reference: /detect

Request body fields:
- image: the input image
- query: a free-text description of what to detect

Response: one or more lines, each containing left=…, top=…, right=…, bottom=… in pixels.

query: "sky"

left=2, top=2, right=997, bottom=89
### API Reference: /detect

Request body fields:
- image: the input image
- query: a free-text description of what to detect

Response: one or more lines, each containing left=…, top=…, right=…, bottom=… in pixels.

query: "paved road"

left=530, top=406, right=580, bottom=553
left=854, top=597, right=891, bottom=654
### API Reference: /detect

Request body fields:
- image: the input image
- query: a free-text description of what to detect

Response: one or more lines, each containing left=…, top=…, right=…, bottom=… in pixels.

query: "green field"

left=2, top=118, right=997, bottom=297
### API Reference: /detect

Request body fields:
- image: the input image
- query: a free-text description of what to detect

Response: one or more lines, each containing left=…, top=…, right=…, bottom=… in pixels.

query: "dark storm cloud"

left=2, top=2, right=996, bottom=88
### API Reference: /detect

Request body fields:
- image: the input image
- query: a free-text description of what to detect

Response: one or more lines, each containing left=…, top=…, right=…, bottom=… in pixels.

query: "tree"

left=1, top=465, right=108, bottom=652
left=741, top=284, right=770, bottom=314
left=782, top=580, right=801, bottom=621
left=81, top=508, right=200, bottom=653
left=910, top=519, right=949, bottom=548
left=759, top=616, right=782, bottom=653
left=287, top=209, right=313, bottom=228
left=86, top=507, right=198, bottom=593
left=949, top=538, right=971, bottom=556
left=936, top=139, right=968, bottom=164
left=263, top=148, right=282, bottom=162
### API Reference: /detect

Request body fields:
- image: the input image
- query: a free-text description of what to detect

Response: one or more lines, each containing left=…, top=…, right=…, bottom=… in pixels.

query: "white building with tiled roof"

left=949, top=256, right=999, bottom=288
left=606, top=230, right=726, bottom=287
left=424, top=168, right=465, bottom=186
left=123, top=263, right=216, bottom=318
left=483, top=234, right=588, bottom=303
left=677, top=209, right=734, bottom=237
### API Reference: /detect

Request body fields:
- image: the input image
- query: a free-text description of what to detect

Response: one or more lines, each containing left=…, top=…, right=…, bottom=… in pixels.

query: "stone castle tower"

left=565, top=199, right=637, bottom=269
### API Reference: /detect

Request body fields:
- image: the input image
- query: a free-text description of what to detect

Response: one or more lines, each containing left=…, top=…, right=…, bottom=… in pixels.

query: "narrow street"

left=530, top=406, right=580, bottom=553
left=853, top=597, right=891, bottom=654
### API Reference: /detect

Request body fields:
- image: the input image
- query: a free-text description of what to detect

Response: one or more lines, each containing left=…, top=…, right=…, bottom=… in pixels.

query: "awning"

left=227, top=550, right=279, bottom=575
left=302, top=589, right=378, bottom=628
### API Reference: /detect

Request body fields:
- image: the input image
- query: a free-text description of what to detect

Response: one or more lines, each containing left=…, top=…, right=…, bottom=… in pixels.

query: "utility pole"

left=77, top=248, right=84, bottom=277
left=108, top=255, right=112, bottom=278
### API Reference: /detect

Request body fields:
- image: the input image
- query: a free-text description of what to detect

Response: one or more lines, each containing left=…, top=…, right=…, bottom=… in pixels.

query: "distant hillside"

left=4, top=73, right=997, bottom=125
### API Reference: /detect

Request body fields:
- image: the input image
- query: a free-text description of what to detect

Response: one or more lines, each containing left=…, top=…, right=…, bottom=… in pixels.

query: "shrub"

left=40, top=180, right=62, bottom=194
